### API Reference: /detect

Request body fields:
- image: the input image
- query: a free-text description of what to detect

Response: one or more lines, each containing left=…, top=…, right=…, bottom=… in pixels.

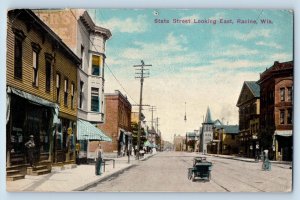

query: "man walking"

left=95, top=144, right=103, bottom=175
left=25, top=135, right=36, bottom=167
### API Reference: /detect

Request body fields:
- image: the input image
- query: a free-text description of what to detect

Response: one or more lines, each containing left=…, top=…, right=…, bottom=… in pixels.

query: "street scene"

left=5, top=9, right=293, bottom=192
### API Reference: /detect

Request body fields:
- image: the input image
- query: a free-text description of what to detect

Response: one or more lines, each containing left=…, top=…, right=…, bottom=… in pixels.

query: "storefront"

left=274, top=130, right=293, bottom=161
left=6, top=87, right=59, bottom=167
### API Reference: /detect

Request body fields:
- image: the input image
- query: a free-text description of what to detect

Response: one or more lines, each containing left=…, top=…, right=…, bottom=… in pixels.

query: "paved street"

left=86, top=151, right=292, bottom=192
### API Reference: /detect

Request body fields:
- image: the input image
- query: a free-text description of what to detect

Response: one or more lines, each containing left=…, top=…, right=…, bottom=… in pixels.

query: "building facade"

left=173, top=135, right=185, bottom=151
left=35, top=9, right=112, bottom=159
left=6, top=9, right=80, bottom=172
left=258, top=61, right=293, bottom=161
left=236, top=81, right=260, bottom=158
left=200, top=107, right=214, bottom=154
left=90, top=91, right=132, bottom=155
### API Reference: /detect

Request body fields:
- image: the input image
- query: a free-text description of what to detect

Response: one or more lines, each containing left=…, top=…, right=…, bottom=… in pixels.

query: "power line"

left=104, top=63, right=138, bottom=104
left=69, top=9, right=138, bottom=104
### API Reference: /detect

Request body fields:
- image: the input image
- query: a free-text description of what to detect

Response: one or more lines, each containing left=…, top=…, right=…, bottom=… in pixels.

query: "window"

left=79, top=81, right=84, bottom=109
left=280, top=110, right=285, bottom=124
left=64, top=79, right=68, bottom=106
left=32, top=51, right=39, bottom=86
left=71, top=83, right=75, bottom=109
left=56, top=74, right=61, bottom=103
left=13, top=28, right=26, bottom=79
left=287, top=87, right=292, bottom=102
left=287, top=109, right=292, bottom=124
left=280, top=88, right=285, bottom=102
left=45, top=60, right=51, bottom=92
left=81, top=45, right=84, bottom=65
left=91, top=87, right=99, bottom=112
left=14, top=37, right=23, bottom=79
left=92, top=55, right=101, bottom=76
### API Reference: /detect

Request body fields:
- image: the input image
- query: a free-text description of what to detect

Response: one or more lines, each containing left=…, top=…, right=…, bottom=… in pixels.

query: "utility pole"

left=134, top=60, right=151, bottom=159
left=149, top=106, right=157, bottom=129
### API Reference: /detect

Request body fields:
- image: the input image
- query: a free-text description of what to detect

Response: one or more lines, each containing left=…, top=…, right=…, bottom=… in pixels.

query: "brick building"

left=258, top=61, right=293, bottom=161
left=89, top=90, right=132, bottom=155
left=6, top=9, right=80, bottom=178
left=236, top=81, right=260, bottom=158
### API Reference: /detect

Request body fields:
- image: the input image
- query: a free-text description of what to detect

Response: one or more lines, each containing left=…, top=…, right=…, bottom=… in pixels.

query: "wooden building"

left=6, top=9, right=80, bottom=179
left=236, top=81, right=260, bottom=158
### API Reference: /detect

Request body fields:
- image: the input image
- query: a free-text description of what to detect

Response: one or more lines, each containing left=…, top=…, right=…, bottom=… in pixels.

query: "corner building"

left=258, top=61, right=293, bottom=161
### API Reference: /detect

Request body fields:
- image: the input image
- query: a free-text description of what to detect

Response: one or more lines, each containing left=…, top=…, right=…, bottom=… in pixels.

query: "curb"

left=73, top=164, right=136, bottom=191
left=210, top=155, right=292, bottom=165
left=73, top=154, right=156, bottom=191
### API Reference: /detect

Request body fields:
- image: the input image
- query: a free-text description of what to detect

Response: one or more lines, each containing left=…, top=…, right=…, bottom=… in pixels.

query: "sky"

left=88, top=9, right=293, bottom=142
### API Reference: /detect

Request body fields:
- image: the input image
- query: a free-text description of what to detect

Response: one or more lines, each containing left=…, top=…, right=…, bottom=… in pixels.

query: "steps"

left=6, top=168, right=25, bottom=181
left=27, top=165, right=51, bottom=176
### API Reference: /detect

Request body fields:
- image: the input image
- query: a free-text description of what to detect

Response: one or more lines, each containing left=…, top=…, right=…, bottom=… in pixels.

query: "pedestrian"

left=95, top=144, right=103, bottom=175
left=25, top=135, right=36, bottom=167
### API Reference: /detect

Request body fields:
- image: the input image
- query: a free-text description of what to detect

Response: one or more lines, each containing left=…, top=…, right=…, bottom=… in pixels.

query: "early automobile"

left=188, top=156, right=212, bottom=181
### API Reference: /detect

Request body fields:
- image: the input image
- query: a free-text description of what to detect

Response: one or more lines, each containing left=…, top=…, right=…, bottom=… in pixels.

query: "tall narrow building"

left=200, top=107, right=214, bottom=154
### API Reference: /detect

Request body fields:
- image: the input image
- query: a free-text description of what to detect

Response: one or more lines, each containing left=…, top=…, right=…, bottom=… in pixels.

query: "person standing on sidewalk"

left=25, top=135, right=36, bottom=167
left=95, top=144, right=103, bottom=175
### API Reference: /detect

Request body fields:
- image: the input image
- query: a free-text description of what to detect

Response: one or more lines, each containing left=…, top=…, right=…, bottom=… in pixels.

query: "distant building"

left=236, top=81, right=260, bottom=158
left=200, top=107, right=214, bottom=154
left=258, top=61, right=293, bottom=161
left=186, top=132, right=199, bottom=152
left=173, top=135, right=185, bottom=151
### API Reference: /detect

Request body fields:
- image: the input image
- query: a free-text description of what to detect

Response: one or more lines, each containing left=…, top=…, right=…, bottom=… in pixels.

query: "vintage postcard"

left=6, top=8, right=293, bottom=192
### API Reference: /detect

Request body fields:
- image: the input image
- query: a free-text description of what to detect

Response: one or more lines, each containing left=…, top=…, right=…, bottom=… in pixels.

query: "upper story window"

left=280, top=88, right=285, bottom=102
left=71, top=83, right=75, bottom=109
left=31, top=42, right=41, bottom=87
left=287, top=109, right=292, bottom=124
left=45, top=53, right=53, bottom=92
left=79, top=81, right=84, bottom=109
left=56, top=73, right=61, bottom=103
left=92, top=55, right=101, bottom=76
left=280, top=110, right=285, bottom=124
left=64, top=79, right=69, bottom=106
left=13, top=28, right=26, bottom=80
left=287, top=87, right=292, bottom=102
left=91, top=87, right=99, bottom=112
left=80, top=45, right=84, bottom=69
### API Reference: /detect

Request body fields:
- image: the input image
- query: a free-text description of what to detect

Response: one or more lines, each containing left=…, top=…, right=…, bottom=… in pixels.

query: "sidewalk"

left=207, top=154, right=292, bottom=167
left=6, top=153, right=156, bottom=192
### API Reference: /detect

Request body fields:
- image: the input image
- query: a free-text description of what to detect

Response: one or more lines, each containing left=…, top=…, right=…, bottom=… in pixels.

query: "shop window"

left=280, top=110, right=285, bottom=124
left=92, top=55, right=101, bottom=76
left=64, top=79, right=68, bottom=106
left=280, top=88, right=285, bottom=102
left=91, top=87, right=99, bottom=112
left=55, top=74, right=60, bottom=103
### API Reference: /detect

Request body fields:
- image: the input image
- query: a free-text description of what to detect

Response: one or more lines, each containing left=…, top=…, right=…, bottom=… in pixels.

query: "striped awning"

left=77, top=119, right=112, bottom=141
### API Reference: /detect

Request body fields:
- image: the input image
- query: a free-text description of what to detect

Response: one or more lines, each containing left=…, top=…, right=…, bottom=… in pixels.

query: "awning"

left=77, top=119, right=112, bottom=141
left=274, top=130, right=293, bottom=137
left=7, top=86, right=59, bottom=124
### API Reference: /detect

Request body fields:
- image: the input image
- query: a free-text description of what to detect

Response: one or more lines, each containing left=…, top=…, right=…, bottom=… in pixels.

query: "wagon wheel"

left=188, top=169, right=192, bottom=180
left=207, top=172, right=211, bottom=181
left=192, top=172, right=196, bottom=182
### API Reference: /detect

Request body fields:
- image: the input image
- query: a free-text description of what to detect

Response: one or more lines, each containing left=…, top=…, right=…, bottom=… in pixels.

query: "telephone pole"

left=134, top=60, right=151, bottom=159
left=149, top=106, right=157, bottom=128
